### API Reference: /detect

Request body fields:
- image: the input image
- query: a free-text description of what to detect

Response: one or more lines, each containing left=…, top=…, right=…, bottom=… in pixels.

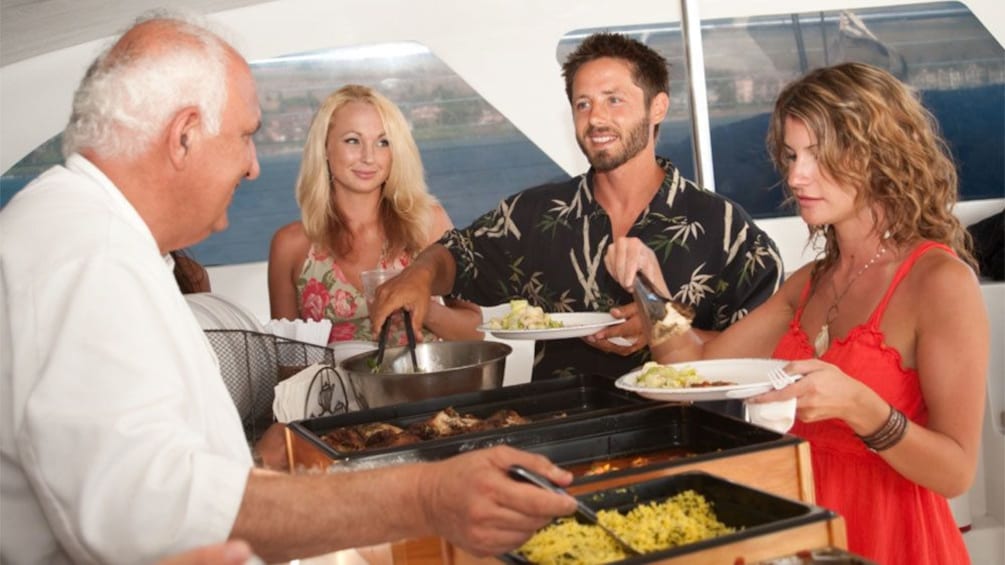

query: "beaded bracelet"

left=857, top=403, right=908, bottom=452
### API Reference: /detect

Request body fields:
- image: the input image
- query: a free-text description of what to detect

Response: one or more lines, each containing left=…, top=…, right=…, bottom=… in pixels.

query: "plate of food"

left=479, top=300, right=624, bottom=340
left=615, top=358, right=788, bottom=401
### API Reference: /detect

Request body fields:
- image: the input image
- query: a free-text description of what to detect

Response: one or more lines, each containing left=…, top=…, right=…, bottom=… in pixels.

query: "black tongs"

left=508, top=465, right=641, bottom=556
left=373, top=309, right=420, bottom=371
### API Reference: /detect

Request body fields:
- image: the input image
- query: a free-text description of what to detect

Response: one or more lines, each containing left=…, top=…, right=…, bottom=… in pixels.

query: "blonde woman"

left=605, top=63, right=986, bottom=564
left=269, top=85, right=480, bottom=343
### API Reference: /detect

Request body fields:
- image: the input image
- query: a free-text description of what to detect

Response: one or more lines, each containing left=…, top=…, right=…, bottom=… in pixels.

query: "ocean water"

left=117, top=124, right=702, bottom=266
left=0, top=133, right=571, bottom=266
left=4, top=88, right=1000, bottom=266
left=189, top=133, right=571, bottom=265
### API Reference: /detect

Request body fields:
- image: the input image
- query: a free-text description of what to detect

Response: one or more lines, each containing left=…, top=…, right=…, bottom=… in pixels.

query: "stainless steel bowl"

left=339, top=340, right=512, bottom=409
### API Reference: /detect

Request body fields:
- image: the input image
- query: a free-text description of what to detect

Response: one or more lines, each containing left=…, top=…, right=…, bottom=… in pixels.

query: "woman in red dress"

left=604, top=62, right=987, bottom=564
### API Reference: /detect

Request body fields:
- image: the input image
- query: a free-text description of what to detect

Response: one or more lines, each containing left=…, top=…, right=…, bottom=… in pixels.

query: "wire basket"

left=203, top=330, right=350, bottom=442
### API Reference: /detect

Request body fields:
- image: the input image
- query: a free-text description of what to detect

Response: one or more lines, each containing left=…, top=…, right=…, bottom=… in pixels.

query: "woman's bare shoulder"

left=908, top=246, right=981, bottom=301
left=779, top=262, right=815, bottom=303
left=270, top=221, right=312, bottom=258
left=273, top=220, right=306, bottom=239
left=426, top=204, right=455, bottom=243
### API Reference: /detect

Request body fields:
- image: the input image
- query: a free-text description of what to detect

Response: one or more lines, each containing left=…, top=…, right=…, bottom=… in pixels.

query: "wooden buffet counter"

left=282, top=383, right=840, bottom=565
left=283, top=420, right=837, bottom=564
left=383, top=450, right=841, bottom=565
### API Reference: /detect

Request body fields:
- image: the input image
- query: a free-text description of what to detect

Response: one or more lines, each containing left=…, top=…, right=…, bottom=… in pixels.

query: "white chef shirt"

left=0, top=154, right=253, bottom=564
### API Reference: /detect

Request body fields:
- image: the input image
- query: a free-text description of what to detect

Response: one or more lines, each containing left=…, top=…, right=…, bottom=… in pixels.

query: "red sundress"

left=772, top=241, right=970, bottom=565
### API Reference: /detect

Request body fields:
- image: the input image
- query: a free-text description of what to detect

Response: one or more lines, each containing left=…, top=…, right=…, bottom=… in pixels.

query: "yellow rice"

left=516, top=489, right=733, bottom=564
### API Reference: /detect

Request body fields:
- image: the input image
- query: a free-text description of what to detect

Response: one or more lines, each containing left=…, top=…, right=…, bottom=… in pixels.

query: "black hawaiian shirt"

left=440, top=157, right=784, bottom=380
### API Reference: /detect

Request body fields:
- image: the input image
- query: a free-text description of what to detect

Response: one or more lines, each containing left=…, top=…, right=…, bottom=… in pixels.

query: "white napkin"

left=606, top=336, right=637, bottom=347
left=745, top=398, right=797, bottom=433
left=263, top=318, right=332, bottom=347
left=273, top=362, right=355, bottom=422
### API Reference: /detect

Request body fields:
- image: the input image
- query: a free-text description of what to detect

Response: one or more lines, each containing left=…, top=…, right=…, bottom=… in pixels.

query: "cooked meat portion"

left=409, top=407, right=486, bottom=439
left=484, top=408, right=530, bottom=428
left=321, top=407, right=535, bottom=453
left=321, top=426, right=365, bottom=452
left=360, top=422, right=422, bottom=448
left=321, top=422, right=422, bottom=452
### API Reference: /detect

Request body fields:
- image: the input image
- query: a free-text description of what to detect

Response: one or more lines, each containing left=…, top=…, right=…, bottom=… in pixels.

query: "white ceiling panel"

left=0, top=0, right=270, bottom=66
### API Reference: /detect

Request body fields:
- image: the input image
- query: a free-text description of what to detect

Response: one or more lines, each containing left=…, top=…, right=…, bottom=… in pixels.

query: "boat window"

left=567, top=1, right=1003, bottom=218
left=707, top=2, right=1003, bottom=218
left=0, top=42, right=567, bottom=266
left=2, top=2, right=1001, bottom=265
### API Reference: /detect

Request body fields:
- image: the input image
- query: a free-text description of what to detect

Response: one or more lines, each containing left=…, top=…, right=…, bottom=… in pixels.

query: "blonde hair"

left=766, top=62, right=975, bottom=275
left=295, top=84, right=435, bottom=258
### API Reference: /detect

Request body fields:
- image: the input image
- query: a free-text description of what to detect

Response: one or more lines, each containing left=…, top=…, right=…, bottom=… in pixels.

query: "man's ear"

left=649, top=91, right=670, bottom=125
left=168, top=107, right=201, bottom=169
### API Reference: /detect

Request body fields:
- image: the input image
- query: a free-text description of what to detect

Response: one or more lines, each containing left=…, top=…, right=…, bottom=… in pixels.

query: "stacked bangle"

left=857, top=403, right=908, bottom=452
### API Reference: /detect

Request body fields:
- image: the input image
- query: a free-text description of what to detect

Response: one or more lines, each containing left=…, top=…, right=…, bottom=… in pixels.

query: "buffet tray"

left=314, top=402, right=790, bottom=468
left=290, top=393, right=813, bottom=503
left=286, top=373, right=654, bottom=468
left=455, top=472, right=845, bottom=565
left=544, top=405, right=814, bottom=503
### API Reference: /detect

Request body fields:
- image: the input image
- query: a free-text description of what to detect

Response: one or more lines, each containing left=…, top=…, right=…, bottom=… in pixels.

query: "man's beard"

left=577, top=115, right=651, bottom=172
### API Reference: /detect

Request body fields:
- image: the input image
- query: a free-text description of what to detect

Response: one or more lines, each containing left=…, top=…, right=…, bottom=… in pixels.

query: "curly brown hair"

left=766, top=62, right=975, bottom=276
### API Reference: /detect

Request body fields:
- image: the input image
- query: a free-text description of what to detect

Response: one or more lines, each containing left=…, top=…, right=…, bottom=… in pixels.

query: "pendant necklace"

left=813, top=243, right=887, bottom=357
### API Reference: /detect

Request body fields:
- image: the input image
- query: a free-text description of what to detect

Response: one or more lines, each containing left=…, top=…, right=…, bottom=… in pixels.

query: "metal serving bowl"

left=339, top=340, right=512, bottom=409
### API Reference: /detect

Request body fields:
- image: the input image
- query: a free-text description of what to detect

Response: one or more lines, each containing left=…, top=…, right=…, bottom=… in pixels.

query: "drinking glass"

left=361, top=268, right=402, bottom=304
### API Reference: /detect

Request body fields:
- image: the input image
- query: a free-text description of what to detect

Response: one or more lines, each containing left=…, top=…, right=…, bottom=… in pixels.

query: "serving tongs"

left=508, top=465, right=641, bottom=556
left=372, top=309, right=420, bottom=372
left=401, top=310, right=420, bottom=370
left=632, top=271, right=694, bottom=346
left=632, top=270, right=670, bottom=327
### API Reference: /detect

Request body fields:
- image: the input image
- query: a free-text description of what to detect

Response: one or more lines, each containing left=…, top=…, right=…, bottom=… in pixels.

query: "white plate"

left=478, top=312, right=625, bottom=340
left=185, top=293, right=263, bottom=332
left=615, top=358, right=787, bottom=401
left=330, top=340, right=378, bottom=365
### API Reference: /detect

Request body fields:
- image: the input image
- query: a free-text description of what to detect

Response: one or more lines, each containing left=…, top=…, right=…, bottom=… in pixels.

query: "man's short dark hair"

left=561, top=32, right=670, bottom=107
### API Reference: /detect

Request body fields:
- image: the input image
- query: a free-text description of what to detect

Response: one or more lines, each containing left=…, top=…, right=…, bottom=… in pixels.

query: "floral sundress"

left=295, top=244, right=433, bottom=345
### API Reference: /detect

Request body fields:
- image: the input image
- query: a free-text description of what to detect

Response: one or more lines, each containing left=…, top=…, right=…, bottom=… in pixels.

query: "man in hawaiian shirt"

left=372, top=32, right=783, bottom=381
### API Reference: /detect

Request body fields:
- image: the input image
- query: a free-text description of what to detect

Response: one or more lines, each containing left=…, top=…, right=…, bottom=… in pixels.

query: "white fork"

left=768, top=367, right=795, bottom=390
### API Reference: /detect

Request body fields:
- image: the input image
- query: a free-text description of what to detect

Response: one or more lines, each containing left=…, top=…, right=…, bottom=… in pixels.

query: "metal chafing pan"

left=523, top=404, right=796, bottom=488
left=509, top=404, right=810, bottom=502
left=287, top=373, right=655, bottom=465
left=498, top=471, right=841, bottom=564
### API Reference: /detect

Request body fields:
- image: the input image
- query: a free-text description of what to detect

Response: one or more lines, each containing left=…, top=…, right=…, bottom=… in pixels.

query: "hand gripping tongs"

left=371, top=309, right=420, bottom=372
left=508, top=465, right=641, bottom=556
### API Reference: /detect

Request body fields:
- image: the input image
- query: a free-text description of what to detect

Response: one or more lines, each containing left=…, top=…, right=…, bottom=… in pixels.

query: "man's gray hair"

left=62, top=11, right=230, bottom=159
